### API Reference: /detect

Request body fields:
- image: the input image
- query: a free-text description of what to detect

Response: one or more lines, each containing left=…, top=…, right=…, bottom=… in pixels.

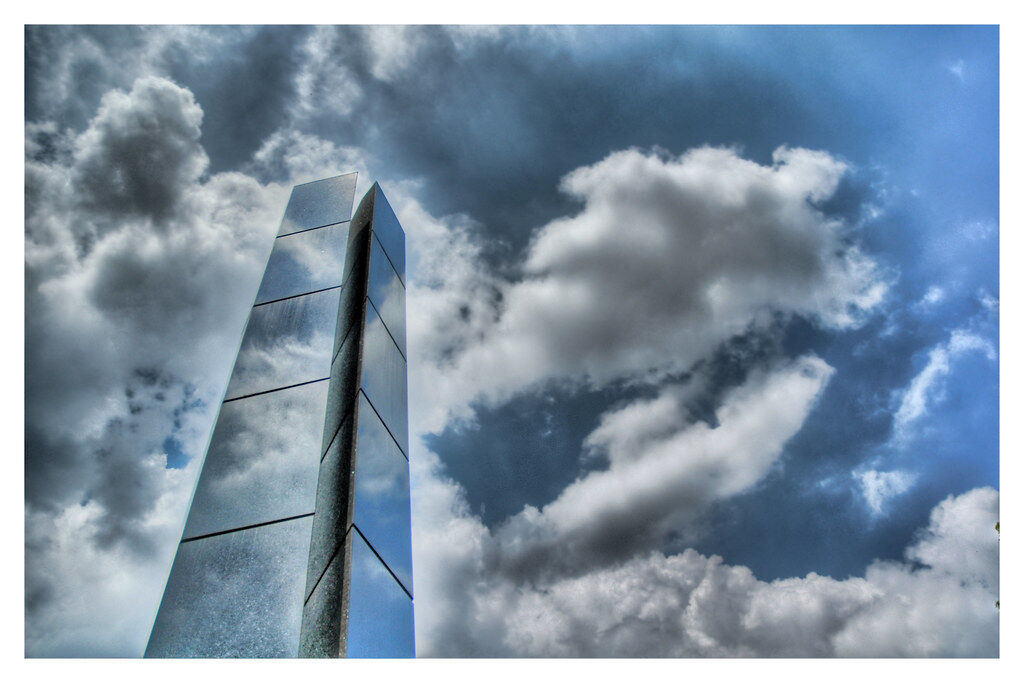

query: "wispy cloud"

left=892, top=329, right=997, bottom=441
left=947, top=59, right=967, bottom=82
left=856, top=469, right=917, bottom=516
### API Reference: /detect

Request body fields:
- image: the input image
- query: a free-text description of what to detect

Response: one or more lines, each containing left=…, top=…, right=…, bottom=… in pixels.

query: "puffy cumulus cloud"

left=413, top=446, right=999, bottom=658
left=70, top=77, right=207, bottom=223
left=412, top=146, right=886, bottom=431
left=892, top=328, right=997, bottom=440
left=831, top=486, right=999, bottom=657
left=490, top=356, right=834, bottom=580
left=904, top=486, right=999, bottom=590
left=25, top=77, right=290, bottom=655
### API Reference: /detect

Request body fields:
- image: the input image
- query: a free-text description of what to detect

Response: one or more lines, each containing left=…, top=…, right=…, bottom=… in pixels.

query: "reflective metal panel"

left=352, top=392, right=412, bottom=593
left=367, top=236, right=406, bottom=358
left=183, top=381, right=328, bottom=539
left=279, top=174, right=357, bottom=237
left=146, top=515, right=313, bottom=658
left=370, top=188, right=405, bottom=284
left=255, top=224, right=348, bottom=305
left=306, top=413, right=354, bottom=599
left=360, top=304, right=409, bottom=456
left=346, top=531, right=415, bottom=658
left=225, top=288, right=339, bottom=400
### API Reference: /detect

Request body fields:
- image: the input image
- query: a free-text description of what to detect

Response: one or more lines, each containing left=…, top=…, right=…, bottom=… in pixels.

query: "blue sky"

left=24, top=25, right=999, bottom=657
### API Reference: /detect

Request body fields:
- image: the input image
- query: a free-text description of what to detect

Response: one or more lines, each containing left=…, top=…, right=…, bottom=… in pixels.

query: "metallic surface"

left=147, top=176, right=412, bottom=658
left=298, top=184, right=413, bottom=658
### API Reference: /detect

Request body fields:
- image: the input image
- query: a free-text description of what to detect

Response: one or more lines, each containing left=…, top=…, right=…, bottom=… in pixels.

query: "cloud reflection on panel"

left=360, top=304, right=409, bottom=457
left=254, top=223, right=349, bottom=305
left=370, top=186, right=405, bottom=284
left=368, top=235, right=406, bottom=357
left=225, top=288, right=339, bottom=400
left=278, top=173, right=358, bottom=237
left=353, top=391, right=412, bottom=593
left=182, top=380, right=328, bottom=539
left=146, top=515, right=313, bottom=658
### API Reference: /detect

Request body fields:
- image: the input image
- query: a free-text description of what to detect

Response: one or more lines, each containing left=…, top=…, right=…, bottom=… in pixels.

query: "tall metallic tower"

left=146, top=175, right=414, bottom=658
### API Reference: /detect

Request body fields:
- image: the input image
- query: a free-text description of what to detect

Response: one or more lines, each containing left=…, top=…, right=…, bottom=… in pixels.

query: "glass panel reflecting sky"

left=370, top=188, right=405, bottom=285
left=255, top=223, right=348, bottom=305
left=146, top=515, right=313, bottom=658
left=353, top=392, right=412, bottom=593
left=183, top=380, right=327, bottom=539
left=346, top=530, right=415, bottom=658
left=360, top=304, right=409, bottom=457
left=279, top=174, right=357, bottom=237
left=225, top=288, right=339, bottom=400
left=149, top=177, right=413, bottom=660
left=367, top=236, right=406, bottom=358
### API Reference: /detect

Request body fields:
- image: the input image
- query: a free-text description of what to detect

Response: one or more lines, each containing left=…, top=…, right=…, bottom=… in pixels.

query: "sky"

left=23, top=25, right=1000, bottom=658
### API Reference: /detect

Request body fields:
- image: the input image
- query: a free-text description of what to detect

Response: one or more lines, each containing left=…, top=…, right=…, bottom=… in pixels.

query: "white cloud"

left=409, top=145, right=886, bottom=433
left=25, top=457, right=200, bottom=657
left=978, top=289, right=999, bottom=313
left=856, top=469, right=917, bottom=516
left=488, top=356, right=834, bottom=578
left=25, top=77, right=290, bottom=655
left=289, top=26, right=362, bottom=121
left=363, top=26, right=430, bottom=82
left=250, top=128, right=368, bottom=188
left=903, top=486, right=999, bottom=590
left=918, top=285, right=945, bottom=307
left=398, top=192, right=508, bottom=433
left=414, top=444, right=999, bottom=658
left=947, top=59, right=966, bottom=82
left=957, top=219, right=996, bottom=241
left=892, top=328, right=997, bottom=440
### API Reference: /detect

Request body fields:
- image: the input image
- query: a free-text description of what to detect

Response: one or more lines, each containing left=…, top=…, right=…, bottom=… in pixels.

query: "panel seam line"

left=181, top=512, right=314, bottom=544
left=254, top=285, right=340, bottom=308
left=353, top=523, right=413, bottom=600
left=372, top=231, right=406, bottom=288
left=223, top=377, right=329, bottom=404
left=365, top=295, right=407, bottom=363
left=360, top=388, right=408, bottom=461
left=278, top=219, right=350, bottom=240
